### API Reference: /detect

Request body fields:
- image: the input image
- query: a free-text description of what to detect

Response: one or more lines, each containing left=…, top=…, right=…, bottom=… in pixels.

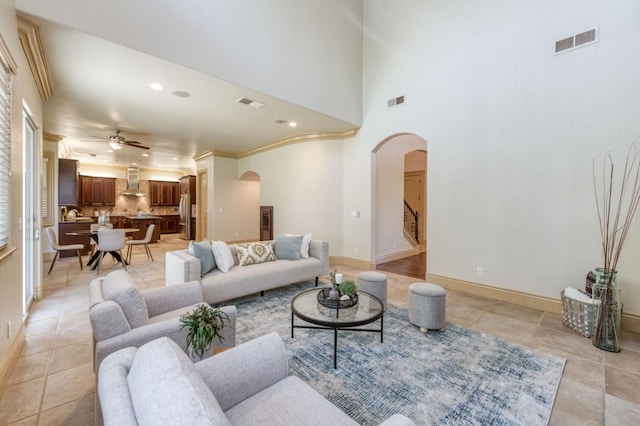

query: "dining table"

left=65, top=228, right=139, bottom=270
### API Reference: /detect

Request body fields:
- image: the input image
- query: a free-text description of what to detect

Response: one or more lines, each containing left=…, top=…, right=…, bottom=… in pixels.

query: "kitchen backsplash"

left=76, top=178, right=179, bottom=216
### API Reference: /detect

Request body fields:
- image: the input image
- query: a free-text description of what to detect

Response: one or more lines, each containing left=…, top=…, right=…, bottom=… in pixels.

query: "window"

left=0, top=34, right=17, bottom=252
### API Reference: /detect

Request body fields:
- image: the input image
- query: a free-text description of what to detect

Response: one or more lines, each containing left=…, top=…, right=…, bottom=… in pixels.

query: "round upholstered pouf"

left=408, top=282, right=446, bottom=333
left=357, top=271, right=388, bottom=311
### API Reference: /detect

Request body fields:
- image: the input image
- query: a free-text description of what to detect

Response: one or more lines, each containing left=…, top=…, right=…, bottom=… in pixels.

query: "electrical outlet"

left=476, top=267, right=484, bottom=277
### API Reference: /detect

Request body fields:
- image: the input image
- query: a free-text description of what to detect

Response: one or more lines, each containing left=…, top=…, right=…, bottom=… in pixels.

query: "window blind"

left=0, top=60, right=11, bottom=251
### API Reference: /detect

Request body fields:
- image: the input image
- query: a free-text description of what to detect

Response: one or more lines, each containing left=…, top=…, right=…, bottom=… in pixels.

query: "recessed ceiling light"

left=131, top=162, right=137, bottom=166
left=171, top=90, right=191, bottom=98
left=142, top=153, right=149, bottom=157
left=149, top=83, right=163, bottom=91
left=173, top=157, right=178, bottom=161
left=288, top=121, right=298, bottom=127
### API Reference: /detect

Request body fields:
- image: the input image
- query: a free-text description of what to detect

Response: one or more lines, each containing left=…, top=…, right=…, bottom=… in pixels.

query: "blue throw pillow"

left=188, top=240, right=216, bottom=276
left=275, top=235, right=303, bottom=260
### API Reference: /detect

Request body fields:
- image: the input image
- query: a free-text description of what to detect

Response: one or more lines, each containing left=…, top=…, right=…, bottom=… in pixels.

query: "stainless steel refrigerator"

left=178, top=193, right=191, bottom=240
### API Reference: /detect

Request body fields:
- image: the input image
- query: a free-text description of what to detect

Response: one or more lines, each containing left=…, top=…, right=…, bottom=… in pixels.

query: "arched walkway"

left=372, top=133, right=428, bottom=277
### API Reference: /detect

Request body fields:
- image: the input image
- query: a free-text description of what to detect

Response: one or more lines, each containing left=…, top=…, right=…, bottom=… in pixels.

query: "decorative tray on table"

left=317, top=288, right=358, bottom=309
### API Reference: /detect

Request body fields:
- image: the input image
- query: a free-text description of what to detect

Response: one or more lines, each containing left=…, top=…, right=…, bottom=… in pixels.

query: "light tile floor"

left=1, top=235, right=639, bottom=425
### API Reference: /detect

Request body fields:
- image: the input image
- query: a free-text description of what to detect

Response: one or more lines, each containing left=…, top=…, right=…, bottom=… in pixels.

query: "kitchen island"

left=123, top=216, right=162, bottom=242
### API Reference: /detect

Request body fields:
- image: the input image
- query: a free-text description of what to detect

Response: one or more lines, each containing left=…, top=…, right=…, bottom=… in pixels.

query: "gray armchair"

left=89, top=270, right=236, bottom=371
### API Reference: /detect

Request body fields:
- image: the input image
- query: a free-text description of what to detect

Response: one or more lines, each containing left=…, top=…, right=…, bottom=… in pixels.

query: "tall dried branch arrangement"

left=593, top=142, right=640, bottom=284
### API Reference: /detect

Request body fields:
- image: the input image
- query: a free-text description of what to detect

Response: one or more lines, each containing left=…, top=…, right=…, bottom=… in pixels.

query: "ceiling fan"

left=85, top=129, right=150, bottom=150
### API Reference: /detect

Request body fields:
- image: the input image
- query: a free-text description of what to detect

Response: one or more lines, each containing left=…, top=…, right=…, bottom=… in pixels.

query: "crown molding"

left=192, top=150, right=216, bottom=162
left=17, top=13, right=54, bottom=101
left=237, top=128, right=359, bottom=159
left=195, top=128, right=360, bottom=161
left=43, top=132, right=64, bottom=142
left=0, top=33, right=18, bottom=74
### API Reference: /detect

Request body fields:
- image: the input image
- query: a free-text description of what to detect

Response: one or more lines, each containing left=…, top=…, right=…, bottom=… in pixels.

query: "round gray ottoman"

left=408, top=282, right=446, bottom=333
left=357, top=271, right=387, bottom=311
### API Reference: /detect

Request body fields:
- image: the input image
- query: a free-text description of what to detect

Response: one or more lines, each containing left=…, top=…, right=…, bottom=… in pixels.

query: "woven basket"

left=561, top=289, right=598, bottom=338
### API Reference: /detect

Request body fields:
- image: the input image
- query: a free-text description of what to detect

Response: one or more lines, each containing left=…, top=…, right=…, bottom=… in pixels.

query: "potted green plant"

left=179, top=304, right=230, bottom=359
left=339, top=280, right=357, bottom=297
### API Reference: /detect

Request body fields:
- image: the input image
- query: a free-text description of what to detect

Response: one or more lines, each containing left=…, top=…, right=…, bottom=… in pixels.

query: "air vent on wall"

left=555, top=27, right=599, bottom=54
left=388, top=95, right=405, bottom=108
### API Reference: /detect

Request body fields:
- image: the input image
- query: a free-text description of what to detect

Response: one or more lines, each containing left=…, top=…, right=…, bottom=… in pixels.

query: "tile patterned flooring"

left=1, top=235, right=639, bottom=425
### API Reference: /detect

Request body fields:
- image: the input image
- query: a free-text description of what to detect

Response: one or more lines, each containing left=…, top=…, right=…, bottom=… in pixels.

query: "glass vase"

left=591, top=268, right=621, bottom=352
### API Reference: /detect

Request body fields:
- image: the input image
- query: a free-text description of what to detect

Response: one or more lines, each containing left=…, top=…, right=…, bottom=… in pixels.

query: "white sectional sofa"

left=165, top=239, right=330, bottom=304
left=98, top=332, right=415, bottom=426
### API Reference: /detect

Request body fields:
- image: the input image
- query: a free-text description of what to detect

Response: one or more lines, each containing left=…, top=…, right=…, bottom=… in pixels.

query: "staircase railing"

left=403, top=200, right=419, bottom=243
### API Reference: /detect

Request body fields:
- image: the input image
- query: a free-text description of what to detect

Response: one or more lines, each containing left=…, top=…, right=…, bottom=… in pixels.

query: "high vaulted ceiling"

left=15, top=1, right=363, bottom=171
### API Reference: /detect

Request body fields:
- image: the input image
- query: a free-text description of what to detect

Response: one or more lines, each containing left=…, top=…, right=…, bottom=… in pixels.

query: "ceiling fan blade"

left=125, top=143, right=150, bottom=150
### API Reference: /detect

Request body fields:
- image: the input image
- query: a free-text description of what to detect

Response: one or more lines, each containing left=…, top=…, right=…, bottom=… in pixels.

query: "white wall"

left=239, top=139, right=344, bottom=254
left=213, top=157, right=259, bottom=242
left=352, top=0, right=640, bottom=314
left=0, top=0, right=44, bottom=368
left=16, top=0, right=364, bottom=126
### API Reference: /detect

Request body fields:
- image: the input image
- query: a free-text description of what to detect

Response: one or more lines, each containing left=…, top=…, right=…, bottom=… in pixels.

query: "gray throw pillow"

left=189, top=240, right=216, bottom=276
left=275, top=235, right=303, bottom=260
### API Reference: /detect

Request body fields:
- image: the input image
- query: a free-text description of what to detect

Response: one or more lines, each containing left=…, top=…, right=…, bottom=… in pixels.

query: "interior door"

left=404, top=171, right=425, bottom=243
left=260, top=206, right=273, bottom=241
left=197, top=171, right=207, bottom=240
left=23, top=111, right=40, bottom=312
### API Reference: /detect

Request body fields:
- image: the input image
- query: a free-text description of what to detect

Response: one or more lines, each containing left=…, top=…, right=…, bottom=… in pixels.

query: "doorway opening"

left=372, top=134, right=427, bottom=279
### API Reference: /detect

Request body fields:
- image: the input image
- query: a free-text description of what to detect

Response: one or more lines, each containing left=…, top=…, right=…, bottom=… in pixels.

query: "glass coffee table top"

left=291, top=288, right=384, bottom=368
left=291, top=288, right=383, bottom=326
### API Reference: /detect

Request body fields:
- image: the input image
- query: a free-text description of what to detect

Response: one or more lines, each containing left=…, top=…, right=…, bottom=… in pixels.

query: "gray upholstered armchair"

left=89, top=270, right=236, bottom=371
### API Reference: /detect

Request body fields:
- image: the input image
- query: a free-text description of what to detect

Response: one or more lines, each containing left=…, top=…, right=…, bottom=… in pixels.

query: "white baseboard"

left=426, top=273, right=640, bottom=333
left=375, top=247, right=421, bottom=265
left=0, top=324, right=25, bottom=401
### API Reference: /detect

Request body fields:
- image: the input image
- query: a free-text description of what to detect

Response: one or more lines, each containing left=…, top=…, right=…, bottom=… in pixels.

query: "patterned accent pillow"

left=236, top=242, right=276, bottom=266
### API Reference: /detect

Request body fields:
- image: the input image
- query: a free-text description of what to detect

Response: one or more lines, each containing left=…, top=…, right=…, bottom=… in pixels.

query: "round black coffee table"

left=291, top=288, right=384, bottom=368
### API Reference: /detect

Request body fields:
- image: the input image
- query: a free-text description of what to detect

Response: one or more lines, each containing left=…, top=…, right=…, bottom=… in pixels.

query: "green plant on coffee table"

left=179, top=304, right=229, bottom=359
left=340, top=280, right=357, bottom=297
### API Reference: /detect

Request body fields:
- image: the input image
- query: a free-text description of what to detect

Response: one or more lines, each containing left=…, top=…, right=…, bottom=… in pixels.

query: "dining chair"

left=96, top=228, right=127, bottom=275
left=46, top=227, right=84, bottom=275
left=90, top=223, right=113, bottom=255
left=125, top=224, right=155, bottom=264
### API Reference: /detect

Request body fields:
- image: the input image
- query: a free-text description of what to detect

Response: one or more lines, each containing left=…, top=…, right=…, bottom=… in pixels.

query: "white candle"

left=335, top=273, right=343, bottom=284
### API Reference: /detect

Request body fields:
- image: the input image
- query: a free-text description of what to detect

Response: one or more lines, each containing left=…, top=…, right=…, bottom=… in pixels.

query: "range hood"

left=120, top=167, right=145, bottom=196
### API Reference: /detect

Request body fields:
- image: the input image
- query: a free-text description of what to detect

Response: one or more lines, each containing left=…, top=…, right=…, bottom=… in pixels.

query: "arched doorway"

left=372, top=133, right=428, bottom=278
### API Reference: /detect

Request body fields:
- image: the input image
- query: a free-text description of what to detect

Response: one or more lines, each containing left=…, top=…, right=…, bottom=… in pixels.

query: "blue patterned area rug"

left=228, top=282, right=565, bottom=426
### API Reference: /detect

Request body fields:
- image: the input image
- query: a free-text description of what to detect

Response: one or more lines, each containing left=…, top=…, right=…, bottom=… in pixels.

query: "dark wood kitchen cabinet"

left=161, top=215, right=179, bottom=233
left=149, top=181, right=179, bottom=206
left=58, top=159, right=79, bottom=206
left=93, top=177, right=116, bottom=205
left=79, top=176, right=116, bottom=206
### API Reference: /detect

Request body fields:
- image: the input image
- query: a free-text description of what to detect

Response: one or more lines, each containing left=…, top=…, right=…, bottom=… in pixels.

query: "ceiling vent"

left=555, top=27, right=599, bottom=54
left=237, top=97, right=265, bottom=108
left=388, top=95, right=405, bottom=108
